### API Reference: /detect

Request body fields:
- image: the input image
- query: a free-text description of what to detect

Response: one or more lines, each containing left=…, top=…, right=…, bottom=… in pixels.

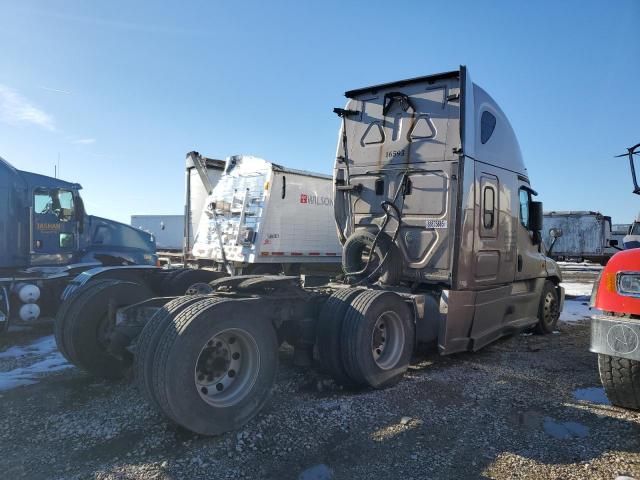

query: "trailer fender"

left=61, top=265, right=161, bottom=300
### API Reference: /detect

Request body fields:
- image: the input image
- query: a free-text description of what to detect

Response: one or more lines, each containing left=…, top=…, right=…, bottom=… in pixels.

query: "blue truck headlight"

left=618, top=273, right=640, bottom=296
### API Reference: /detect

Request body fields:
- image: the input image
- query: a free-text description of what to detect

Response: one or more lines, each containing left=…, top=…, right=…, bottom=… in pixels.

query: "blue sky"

left=1, top=0, right=638, bottom=225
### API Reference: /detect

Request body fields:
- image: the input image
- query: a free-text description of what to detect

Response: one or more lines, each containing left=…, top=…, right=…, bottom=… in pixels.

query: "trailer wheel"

left=164, top=269, right=227, bottom=296
left=341, top=290, right=414, bottom=388
left=152, top=297, right=278, bottom=435
left=316, top=288, right=365, bottom=387
left=535, top=281, right=560, bottom=334
left=134, top=295, right=208, bottom=411
left=342, top=230, right=402, bottom=285
left=598, top=354, right=640, bottom=409
left=63, top=279, right=152, bottom=379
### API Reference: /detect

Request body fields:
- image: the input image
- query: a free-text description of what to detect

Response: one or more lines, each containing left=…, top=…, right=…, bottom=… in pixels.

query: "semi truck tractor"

left=55, top=66, right=564, bottom=435
left=0, top=156, right=162, bottom=332
left=590, top=142, right=640, bottom=409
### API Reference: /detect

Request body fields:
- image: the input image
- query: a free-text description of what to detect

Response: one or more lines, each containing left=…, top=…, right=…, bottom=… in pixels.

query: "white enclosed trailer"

left=192, top=155, right=342, bottom=274
left=543, top=211, right=612, bottom=264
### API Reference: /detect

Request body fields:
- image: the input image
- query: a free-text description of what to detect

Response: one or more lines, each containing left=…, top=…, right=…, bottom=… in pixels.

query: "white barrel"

left=15, top=283, right=41, bottom=303
left=19, top=303, right=40, bottom=322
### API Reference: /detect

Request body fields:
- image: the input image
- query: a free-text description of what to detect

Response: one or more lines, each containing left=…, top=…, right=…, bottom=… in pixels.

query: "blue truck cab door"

left=31, top=186, right=79, bottom=265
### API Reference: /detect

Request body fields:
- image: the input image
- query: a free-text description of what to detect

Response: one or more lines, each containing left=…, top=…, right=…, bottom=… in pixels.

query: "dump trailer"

left=542, top=211, right=613, bottom=264
left=55, top=67, right=563, bottom=436
left=590, top=142, right=640, bottom=410
left=191, top=155, right=342, bottom=275
left=0, top=156, right=164, bottom=332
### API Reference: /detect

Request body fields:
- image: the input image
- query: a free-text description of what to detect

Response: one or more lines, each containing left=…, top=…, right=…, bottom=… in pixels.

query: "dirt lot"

left=1, top=266, right=639, bottom=480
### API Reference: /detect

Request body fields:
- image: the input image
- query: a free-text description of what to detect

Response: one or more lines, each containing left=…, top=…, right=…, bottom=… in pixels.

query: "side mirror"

left=549, top=228, right=563, bottom=238
left=529, top=201, right=543, bottom=231
left=609, top=239, right=619, bottom=247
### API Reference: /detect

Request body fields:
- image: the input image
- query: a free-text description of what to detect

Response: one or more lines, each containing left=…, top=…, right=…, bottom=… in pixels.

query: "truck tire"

left=63, top=279, right=152, bottom=379
left=535, top=281, right=560, bottom=334
left=152, top=297, right=278, bottom=435
left=164, top=269, right=227, bottom=296
left=55, top=279, right=123, bottom=364
left=341, top=290, right=414, bottom=388
left=134, top=295, right=207, bottom=411
left=342, top=230, right=402, bottom=285
left=316, top=288, right=365, bottom=387
left=598, top=354, right=640, bottom=409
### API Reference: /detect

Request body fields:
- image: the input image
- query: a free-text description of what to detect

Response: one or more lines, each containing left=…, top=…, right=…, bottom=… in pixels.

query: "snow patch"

left=560, top=299, right=593, bottom=323
left=0, top=335, right=58, bottom=359
left=0, top=335, right=71, bottom=391
left=561, top=282, right=593, bottom=298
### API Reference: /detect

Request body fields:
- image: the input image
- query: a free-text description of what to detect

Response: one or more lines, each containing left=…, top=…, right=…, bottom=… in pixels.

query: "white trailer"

left=543, top=211, right=612, bottom=264
left=192, top=155, right=342, bottom=274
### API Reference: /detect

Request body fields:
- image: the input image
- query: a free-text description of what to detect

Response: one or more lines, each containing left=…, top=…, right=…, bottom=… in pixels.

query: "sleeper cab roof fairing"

left=342, top=67, right=527, bottom=177
left=470, top=83, right=527, bottom=176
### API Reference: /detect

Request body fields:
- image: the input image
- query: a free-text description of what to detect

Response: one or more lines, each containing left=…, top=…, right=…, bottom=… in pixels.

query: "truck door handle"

left=517, top=254, right=523, bottom=272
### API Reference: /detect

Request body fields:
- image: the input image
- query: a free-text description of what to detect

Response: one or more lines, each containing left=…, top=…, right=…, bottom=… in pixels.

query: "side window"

left=483, top=186, right=495, bottom=228
left=480, top=175, right=498, bottom=237
left=34, top=189, right=53, bottom=214
left=519, top=189, right=530, bottom=229
left=56, top=190, right=74, bottom=221
left=480, top=111, right=496, bottom=144
left=33, top=188, right=74, bottom=221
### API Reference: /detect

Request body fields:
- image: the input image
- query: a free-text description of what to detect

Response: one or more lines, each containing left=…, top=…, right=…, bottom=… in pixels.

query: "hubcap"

left=371, top=311, right=405, bottom=370
left=543, top=292, right=559, bottom=325
left=195, top=328, right=260, bottom=407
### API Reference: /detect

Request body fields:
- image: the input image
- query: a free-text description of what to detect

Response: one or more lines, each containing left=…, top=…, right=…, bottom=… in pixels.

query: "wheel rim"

left=371, top=310, right=405, bottom=370
left=195, top=328, right=260, bottom=407
left=543, top=292, right=559, bottom=325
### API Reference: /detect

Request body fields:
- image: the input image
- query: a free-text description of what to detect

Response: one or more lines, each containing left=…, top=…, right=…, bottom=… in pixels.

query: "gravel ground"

left=1, top=265, right=639, bottom=480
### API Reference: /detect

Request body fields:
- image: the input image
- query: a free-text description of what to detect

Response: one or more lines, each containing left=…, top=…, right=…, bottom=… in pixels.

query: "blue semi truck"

left=0, top=156, right=161, bottom=332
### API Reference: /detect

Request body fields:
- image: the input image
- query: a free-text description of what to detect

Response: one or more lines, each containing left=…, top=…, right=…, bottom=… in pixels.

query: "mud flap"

left=590, top=315, right=640, bottom=362
left=437, top=289, right=475, bottom=354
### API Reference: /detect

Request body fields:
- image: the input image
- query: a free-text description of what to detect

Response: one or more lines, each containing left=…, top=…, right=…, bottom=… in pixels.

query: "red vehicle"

left=591, top=142, right=640, bottom=409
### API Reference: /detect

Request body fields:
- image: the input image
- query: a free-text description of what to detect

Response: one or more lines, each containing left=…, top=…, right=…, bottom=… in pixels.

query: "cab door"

left=31, top=188, right=78, bottom=265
